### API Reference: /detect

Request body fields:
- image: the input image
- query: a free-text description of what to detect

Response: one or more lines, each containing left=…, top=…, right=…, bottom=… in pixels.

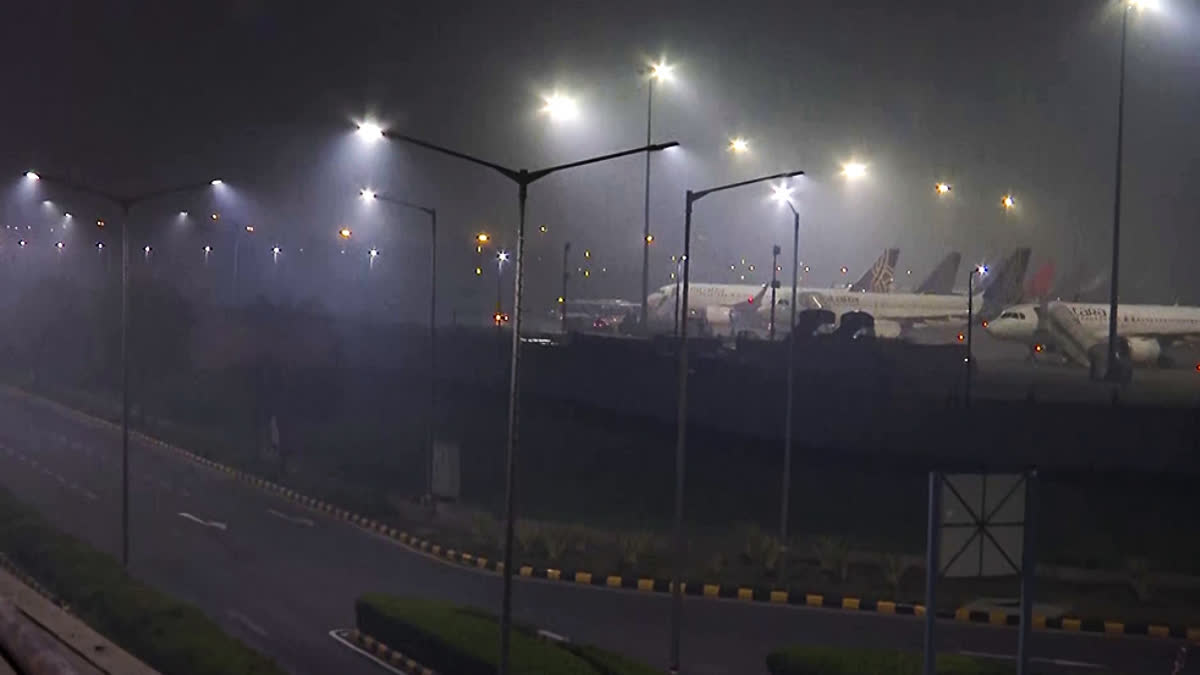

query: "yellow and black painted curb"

left=10, top=386, right=1200, bottom=643
left=346, top=629, right=437, bottom=675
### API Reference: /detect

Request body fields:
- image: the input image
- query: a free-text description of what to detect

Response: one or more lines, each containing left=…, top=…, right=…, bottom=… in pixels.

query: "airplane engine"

left=1124, top=337, right=1162, bottom=364
left=872, top=318, right=903, bottom=339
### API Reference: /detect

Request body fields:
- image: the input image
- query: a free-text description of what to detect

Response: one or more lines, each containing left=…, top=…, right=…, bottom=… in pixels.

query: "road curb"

left=340, top=628, right=437, bottom=675
left=10, top=385, right=1200, bottom=644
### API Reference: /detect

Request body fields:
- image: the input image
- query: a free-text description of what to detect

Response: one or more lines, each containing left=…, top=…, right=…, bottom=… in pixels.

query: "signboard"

left=431, top=440, right=460, bottom=501
left=940, top=473, right=1026, bottom=578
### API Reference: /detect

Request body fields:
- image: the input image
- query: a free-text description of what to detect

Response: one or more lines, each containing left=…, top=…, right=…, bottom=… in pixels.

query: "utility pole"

left=769, top=244, right=781, bottom=340
left=561, top=242, right=571, bottom=334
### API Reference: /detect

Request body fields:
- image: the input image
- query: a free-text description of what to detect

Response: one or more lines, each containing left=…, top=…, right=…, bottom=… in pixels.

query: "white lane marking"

left=537, top=629, right=569, bottom=643
left=329, top=629, right=407, bottom=675
left=959, top=650, right=1108, bottom=669
left=266, top=508, right=315, bottom=528
left=177, top=512, right=227, bottom=531
left=227, top=610, right=268, bottom=637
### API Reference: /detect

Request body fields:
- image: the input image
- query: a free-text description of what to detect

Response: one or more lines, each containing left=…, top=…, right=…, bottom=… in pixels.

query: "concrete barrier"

left=0, top=597, right=78, bottom=675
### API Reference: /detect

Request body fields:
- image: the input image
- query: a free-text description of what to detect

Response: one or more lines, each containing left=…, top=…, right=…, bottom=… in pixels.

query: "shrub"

left=766, top=646, right=1013, bottom=675
left=544, top=525, right=570, bottom=562
left=0, top=489, right=283, bottom=675
left=814, top=536, right=850, bottom=582
left=616, top=530, right=653, bottom=570
left=355, top=594, right=659, bottom=675
left=880, top=553, right=908, bottom=594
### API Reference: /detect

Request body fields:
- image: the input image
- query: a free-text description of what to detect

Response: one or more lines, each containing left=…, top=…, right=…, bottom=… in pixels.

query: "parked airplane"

left=645, top=249, right=899, bottom=334
left=789, top=248, right=1031, bottom=339
left=986, top=300, right=1200, bottom=378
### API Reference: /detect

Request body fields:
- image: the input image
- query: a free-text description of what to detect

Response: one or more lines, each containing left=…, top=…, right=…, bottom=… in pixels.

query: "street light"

left=769, top=181, right=802, bottom=584
left=477, top=232, right=490, bottom=244
left=841, top=162, right=867, bottom=180
left=356, top=120, right=384, bottom=142
left=363, top=122, right=678, bottom=675
left=1105, top=0, right=1158, bottom=381
left=640, top=58, right=676, bottom=333
left=359, top=189, right=440, bottom=500
left=1002, top=194, right=1016, bottom=209
left=670, top=168, right=805, bottom=673
left=25, top=171, right=219, bottom=571
left=210, top=179, right=223, bottom=186
left=541, top=92, right=579, bottom=121
left=728, top=137, right=749, bottom=153
left=935, top=182, right=952, bottom=195
left=339, top=227, right=353, bottom=239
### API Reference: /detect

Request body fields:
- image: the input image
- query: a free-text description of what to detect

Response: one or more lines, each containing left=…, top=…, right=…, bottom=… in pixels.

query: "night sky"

left=3, top=0, right=1199, bottom=319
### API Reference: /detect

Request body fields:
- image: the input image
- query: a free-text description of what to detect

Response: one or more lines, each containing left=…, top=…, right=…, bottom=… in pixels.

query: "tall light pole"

left=770, top=183, right=801, bottom=583
left=496, top=251, right=510, bottom=330
left=640, top=60, right=673, bottom=332
left=359, top=189, right=439, bottom=500
left=1106, top=0, right=1155, bottom=381
left=23, top=171, right=219, bottom=569
left=560, top=242, right=571, bottom=334
left=232, top=224, right=255, bottom=303
left=670, top=169, right=804, bottom=674
left=966, top=264, right=988, bottom=406
left=359, top=122, right=677, bottom=675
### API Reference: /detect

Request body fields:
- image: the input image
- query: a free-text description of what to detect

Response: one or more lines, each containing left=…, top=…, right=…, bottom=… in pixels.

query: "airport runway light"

left=935, top=182, right=952, bottom=195
left=359, top=188, right=377, bottom=201
left=542, top=92, right=579, bottom=121
left=1002, top=194, right=1015, bottom=209
left=24, top=171, right=39, bottom=181
left=841, top=162, right=867, bottom=180
left=729, top=137, right=749, bottom=153
left=339, top=227, right=352, bottom=240
left=356, top=120, right=384, bottom=142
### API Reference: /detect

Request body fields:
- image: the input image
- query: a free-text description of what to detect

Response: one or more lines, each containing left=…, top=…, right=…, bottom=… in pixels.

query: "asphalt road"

left=0, top=389, right=1191, bottom=675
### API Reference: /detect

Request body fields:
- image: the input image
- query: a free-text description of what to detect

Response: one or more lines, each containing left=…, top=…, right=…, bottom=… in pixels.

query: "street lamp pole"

left=560, top=242, right=571, bottom=334
left=360, top=192, right=439, bottom=499
left=24, top=173, right=218, bottom=569
left=965, top=265, right=985, bottom=407
left=670, top=170, right=804, bottom=674
left=640, top=75, right=654, bottom=333
left=367, top=127, right=677, bottom=675
left=769, top=245, right=780, bottom=340
left=776, top=200, right=800, bottom=584
left=1106, top=3, right=1131, bottom=382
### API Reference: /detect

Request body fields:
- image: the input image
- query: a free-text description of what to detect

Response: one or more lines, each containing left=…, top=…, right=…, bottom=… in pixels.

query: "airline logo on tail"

left=850, top=248, right=899, bottom=293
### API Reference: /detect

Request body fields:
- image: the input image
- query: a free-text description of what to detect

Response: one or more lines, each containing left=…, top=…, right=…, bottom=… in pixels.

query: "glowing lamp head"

left=204, top=245, right=212, bottom=253
left=210, top=213, right=220, bottom=221
left=55, top=241, right=64, bottom=249
left=179, top=211, right=188, bottom=217
left=1002, top=194, right=1016, bottom=209
left=210, top=179, right=223, bottom=186
left=17, top=240, right=25, bottom=247
left=541, top=93, right=579, bottom=121
left=272, top=246, right=281, bottom=254
left=649, top=60, right=674, bottom=81
left=1129, top=0, right=1159, bottom=11
left=976, top=264, right=989, bottom=276
left=841, top=162, right=867, bottom=180
left=497, top=251, right=510, bottom=263
left=369, top=248, right=379, bottom=258
left=63, top=212, right=72, bottom=219
left=646, top=234, right=654, bottom=244
left=339, top=227, right=352, bottom=239
left=244, top=225, right=255, bottom=233
left=24, top=171, right=39, bottom=181
left=359, top=188, right=376, bottom=201
left=356, top=121, right=384, bottom=141
left=728, top=137, right=749, bottom=153
left=957, top=332, right=965, bottom=342
left=771, top=183, right=794, bottom=204
left=96, top=242, right=104, bottom=250
left=935, top=182, right=952, bottom=195
left=476, top=233, right=490, bottom=244
left=840, top=266, right=848, bottom=275
left=143, top=245, right=152, bottom=254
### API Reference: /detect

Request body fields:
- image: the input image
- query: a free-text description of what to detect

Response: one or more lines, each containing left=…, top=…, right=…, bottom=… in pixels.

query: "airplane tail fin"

left=915, top=251, right=961, bottom=294
left=1024, top=259, right=1056, bottom=303
left=980, top=247, right=1032, bottom=318
left=850, top=248, right=899, bottom=293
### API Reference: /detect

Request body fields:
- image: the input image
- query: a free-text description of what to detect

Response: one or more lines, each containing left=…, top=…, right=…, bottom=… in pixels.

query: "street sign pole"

left=922, top=471, right=942, bottom=675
